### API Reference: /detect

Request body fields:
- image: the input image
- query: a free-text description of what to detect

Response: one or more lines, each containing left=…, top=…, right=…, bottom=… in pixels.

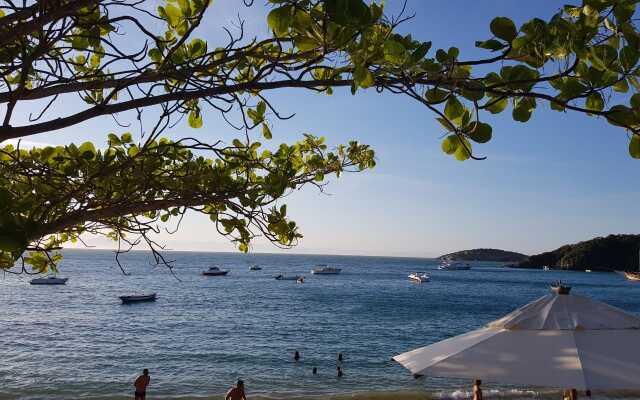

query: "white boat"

left=119, top=293, right=157, bottom=304
left=543, top=266, right=551, bottom=271
left=275, top=274, right=303, bottom=281
left=311, top=265, right=341, bottom=274
left=616, top=249, right=640, bottom=281
left=29, top=276, right=68, bottom=285
left=438, top=262, right=471, bottom=270
left=249, top=265, right=262, bottom=271
left=409, top=272, right=430, bottom=283
left=202, top=266, right=229, bottom=276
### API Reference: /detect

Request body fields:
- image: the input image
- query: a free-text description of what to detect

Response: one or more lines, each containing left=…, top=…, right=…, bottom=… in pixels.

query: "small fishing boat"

left=29, top=276, right=68, bottom=285
left=543, top=266, right=551, bottom=271
left=409, top=272, right=430, bottom=283
left=202, top=266, right=229, bottom=276
left=438, top=262, right=471, bottom=270
left=297, top=277, right=305, bottom=284
left=249, top=265, right=262, bottom=271
left=311, top=265, right=341, bottom=274
left=274, top=274, right=303, bottom=281
left=119, top=293, right=157, bottom=304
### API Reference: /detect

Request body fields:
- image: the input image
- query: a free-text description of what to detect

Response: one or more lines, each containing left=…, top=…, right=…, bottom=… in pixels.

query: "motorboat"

left=311, top=265, right=341, bottom=274
left=202, top=266, right=229, bottom=276
left=249, top=265, right=262, bottom=271
left=616, top=249, right=640, bottom=281
left=543, top=266, right=551, bottom=271
left=119, top=293, right=157, bottom=304
left=274, top=274, right=303, bottom=281
left=550, top=281, right=571, bottom=294
left=297, top=277, right=305, bottom=284
left=622, top=271, right=640, bottom=281
left=29, top=276, right=68, bottom=285
left=409, top=272, right=430, bottom=283
left=437, top=262, right=471, bottom=270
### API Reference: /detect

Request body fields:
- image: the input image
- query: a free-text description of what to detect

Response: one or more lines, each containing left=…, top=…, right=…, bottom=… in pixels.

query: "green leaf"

left=475, top=39, right=506, bottom=51
left=606, top=105, right=637, bottom=127
left=453, top=139, right=471, bottom=161
left=262, top=123, right=273, bottom=140
left=78, top=142, right=96, bottom=159
left=267, top=6, right=293, bottom=36
left=411, top=42, right=432, bottom=61
left=441, top=135, right=459, bottom=155
left=444, top=96, right=464, bottom=120
left=383, top=40, right=406, bottom=64
left=484, top=97, right=508, bottom=114
left=630, top=93, right=640, bottom=110
left=257, top=101, right=266, bottom=116
left=512, top=97, right=536, bottom=122
left=490, top=17, right=517, bottom=42
left=425, top=88, right=448, bottom=104
left=189, top=38, right=207, bottom=59
left=468, top=122, right=492, bottom=143
left=354, top=66, right=374, bottom=88
left=163, top=4, right=181, bottom=27
left=188, top=110, right=203, bottom=128
left=120, top=132, right=133, bottom=143
left=620, top=46, right=639, bottom=70
left=585, top=93, right=604, bottom=112
left=630, top=135, right=640, bottom=159
left=325, top=0, right=371, bottom=26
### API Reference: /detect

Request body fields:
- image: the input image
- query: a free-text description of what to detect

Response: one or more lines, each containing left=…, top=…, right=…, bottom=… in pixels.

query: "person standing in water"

left=133, top=369, right=150, bottom=400
left=338, top=353, right=343, bottom=362
left=472, top=379, right=483, bottom=400
left=226, top=380, right=247, bottom=400
left=337, top=366, right=343, bottom=378
left=294, top=351, right=300, bottom=361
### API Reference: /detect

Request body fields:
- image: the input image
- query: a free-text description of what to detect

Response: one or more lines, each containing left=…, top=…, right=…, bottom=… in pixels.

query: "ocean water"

left=1, top=250, right=639, bottom=400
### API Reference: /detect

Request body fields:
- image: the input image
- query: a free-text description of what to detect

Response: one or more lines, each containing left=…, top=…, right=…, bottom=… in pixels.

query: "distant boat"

left=438, top=262, right=471, bottom=270
left=202, top=266, right=229, bottom=276
left=274, top=274, right=302, bottom=281
left=249, top=265, right=262, bottom=271
left=543, top=266, right=551, bottom=271
left=616, top=249, right=640, bottom=281
left=585, top=269, right=592, bottom=273
left=119, top=293, right=157, bottom=304
left=409, top=272, right=430, bottom=283
left=311, top=265, right=341, bottom=274
left=30, top=276, right=68, bottom=285
left=550, top=281, right=571, bottom=294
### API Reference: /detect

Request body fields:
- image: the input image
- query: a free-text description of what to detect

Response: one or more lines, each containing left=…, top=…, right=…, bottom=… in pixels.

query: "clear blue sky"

left=10, top=1, right=640, bottom=257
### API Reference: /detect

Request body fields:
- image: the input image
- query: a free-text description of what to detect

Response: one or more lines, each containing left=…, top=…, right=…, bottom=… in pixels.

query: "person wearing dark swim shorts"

left=134, top=369, right=150, bottom=400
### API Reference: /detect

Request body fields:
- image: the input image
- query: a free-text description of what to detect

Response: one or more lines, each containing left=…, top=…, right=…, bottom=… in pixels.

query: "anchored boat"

left=202, top=266, right=229, bottom=276
left=438, top=262, right=471, bottom=270
left=311, top=265, right=341, bottom=274
left=30, top=276, right=68, bottom=285
left=274, top=274, right=303, bottom=281
left=119, top=293, right=157, bottom=304
left=409, top=272, right=430, bottom=283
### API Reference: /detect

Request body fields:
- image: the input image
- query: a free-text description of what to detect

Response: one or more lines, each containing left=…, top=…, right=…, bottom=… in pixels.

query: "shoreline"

left=5, top=387, right=640, bottom=400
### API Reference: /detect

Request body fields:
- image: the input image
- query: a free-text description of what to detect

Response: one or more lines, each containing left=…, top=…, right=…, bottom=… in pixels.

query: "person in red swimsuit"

left=133, top=369, right=150, bottom=400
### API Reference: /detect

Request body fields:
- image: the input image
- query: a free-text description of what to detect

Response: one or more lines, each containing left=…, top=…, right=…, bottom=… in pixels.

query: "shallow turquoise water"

left=1, top=250, right=639, bottom=400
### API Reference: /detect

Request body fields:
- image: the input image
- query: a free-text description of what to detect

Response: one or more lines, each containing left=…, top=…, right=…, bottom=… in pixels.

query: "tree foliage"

left=0, top=0, right=638, bottom=272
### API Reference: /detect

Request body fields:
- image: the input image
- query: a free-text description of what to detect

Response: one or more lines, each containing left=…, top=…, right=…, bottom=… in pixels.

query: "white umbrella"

left=393, top=289, right=640, bottom=390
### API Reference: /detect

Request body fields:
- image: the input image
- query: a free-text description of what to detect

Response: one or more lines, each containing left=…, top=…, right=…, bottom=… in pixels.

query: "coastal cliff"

left=516, top=234, right=640, bottom=271
left=438, top=248, right=528, bottom=262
